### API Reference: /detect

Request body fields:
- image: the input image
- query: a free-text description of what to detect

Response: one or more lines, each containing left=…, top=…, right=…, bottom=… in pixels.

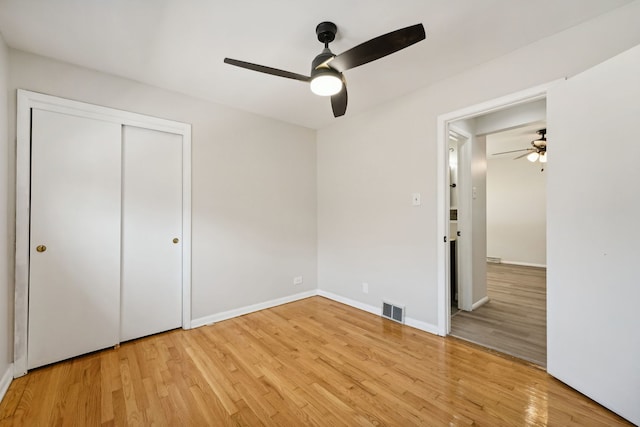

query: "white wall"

left=317, top=102, right=435, bottom=328
left=486, top=152, right=546, bottom=266
left=449, top=119, right=488, bottom=310
left=470, top=135, right=487, bottom=305
left=0, top=31, right=11, bottom=394
left=317, top=2, right=640, bottom=329
left=476, top=101, right=547, bottom=266
left=475, top=100, right=546, bottom=136
left=547, top=42, right=640, bottom=426
left=7, top=50, right=317, bottom=324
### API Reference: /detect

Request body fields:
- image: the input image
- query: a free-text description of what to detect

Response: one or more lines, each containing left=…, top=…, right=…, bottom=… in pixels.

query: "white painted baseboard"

left=404, top=317, right=440, bottom=335
left=318, top=290, right=439, bottom=336
left=501, top=260, right=547, bottom=268
left=317, top=290, right=379, bottom=316
left=0, top=363, right=13, bottom=404
left=472, top=296, right=490, bottom=311
left=191, top=290, right=317, bottom=328
left=191, top=289, right=440, bottom=337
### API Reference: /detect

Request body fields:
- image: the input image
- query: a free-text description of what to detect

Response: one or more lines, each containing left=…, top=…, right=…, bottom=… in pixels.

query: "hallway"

left=451, top=263, right=546, bottom=366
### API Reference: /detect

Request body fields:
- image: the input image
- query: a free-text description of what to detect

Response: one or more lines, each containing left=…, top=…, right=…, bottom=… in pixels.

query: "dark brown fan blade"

left=514, top=151, right=535, bottom=160
left=327, top=24, right=425, bottom=72
left=492, top=148, right=533, bottom=156
left=224, top=58, right=310, bottom=82
left=331, top=83, right=348, bottom=117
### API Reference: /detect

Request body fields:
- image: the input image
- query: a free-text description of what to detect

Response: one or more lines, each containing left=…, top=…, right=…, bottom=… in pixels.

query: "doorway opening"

left=436, top=83, right=555, bottom=367
left=447, top=128, right=468, bottom=317
left=450, top=121, right=547, bottom=366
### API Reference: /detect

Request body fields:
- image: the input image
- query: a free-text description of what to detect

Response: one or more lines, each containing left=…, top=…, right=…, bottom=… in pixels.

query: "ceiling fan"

left=224, top=22, right=426, bottom=118
left=493, top=128, right=547, bottom=163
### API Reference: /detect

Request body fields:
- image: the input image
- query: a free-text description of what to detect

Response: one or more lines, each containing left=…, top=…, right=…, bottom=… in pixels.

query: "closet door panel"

left=121, top=126, right=182, bottom=341
left=28, top=109, right=122, bottom=369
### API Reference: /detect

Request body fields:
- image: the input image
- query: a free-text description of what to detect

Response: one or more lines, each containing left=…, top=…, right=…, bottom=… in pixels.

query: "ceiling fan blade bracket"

left=312, top=49, right=336, bottom=71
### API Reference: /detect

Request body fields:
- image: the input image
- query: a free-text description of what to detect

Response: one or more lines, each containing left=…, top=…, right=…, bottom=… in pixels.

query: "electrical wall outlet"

left=293, top=276, right=303, bottom=285
left=362, top=282, right=369, bottom=294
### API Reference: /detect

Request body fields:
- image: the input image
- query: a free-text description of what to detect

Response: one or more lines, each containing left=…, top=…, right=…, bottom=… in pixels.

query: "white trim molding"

left=317, top=290, right=380, bottom=317
left=471, top=296, right=490, bottom=311
left=14, top=89, right=192, bottom=377
left=501, top=260, right=547, bottom=268
left=318, top=291, right=440, bottom=336
left=0, top=364, right=13, bottom=403
left=191, top=291, right=317, bottom=328
left=192, top=289, right=440, bottom=337
left=436, top=80, right=561, bottom=337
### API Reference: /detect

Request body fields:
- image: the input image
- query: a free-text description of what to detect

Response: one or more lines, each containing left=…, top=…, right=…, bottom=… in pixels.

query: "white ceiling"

left=0, top=0, right=632, bottom=129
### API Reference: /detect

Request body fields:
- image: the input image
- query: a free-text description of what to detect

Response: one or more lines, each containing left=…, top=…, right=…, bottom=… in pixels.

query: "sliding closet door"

left=121, top=126, right=183, bottom=342
left=28, top=109, right=122, bottom=369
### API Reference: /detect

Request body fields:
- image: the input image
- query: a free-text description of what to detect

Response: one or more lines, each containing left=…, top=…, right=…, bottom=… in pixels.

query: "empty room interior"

left=0, top=1, right=639, bottom=425
left=449, top=116, right=548, bottom=367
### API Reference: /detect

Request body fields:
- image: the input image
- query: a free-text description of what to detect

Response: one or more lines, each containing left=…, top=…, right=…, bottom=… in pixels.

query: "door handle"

left=172, top=238, right=179, bottom=244
left=36, top=245, right=47, bottom=253
left=457, top=231, right=461, bottom=237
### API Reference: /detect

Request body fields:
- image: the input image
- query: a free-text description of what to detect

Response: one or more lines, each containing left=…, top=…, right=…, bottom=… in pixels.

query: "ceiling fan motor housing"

left=311, top=23, right=341, bottom=94
left=316, top=21, right=337, bottom=44
left=532, top=128, right=547, bottom=150
left=313, top=22, right=339, bottom=74
left=312, top=49, right=335, bottom=70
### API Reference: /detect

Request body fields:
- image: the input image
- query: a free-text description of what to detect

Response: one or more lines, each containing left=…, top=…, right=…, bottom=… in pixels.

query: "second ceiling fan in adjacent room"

left=493, top=128, right=547, bottom=164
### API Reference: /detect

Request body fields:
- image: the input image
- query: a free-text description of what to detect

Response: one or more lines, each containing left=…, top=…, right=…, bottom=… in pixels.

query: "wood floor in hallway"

left=1, top=296, right=630, bottom=426
left=451, top=262, right=546, bottom=366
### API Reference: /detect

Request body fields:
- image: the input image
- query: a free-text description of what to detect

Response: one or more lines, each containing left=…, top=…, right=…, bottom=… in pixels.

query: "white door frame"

left=435, top=82, right=558, bottom=336
left=447, top=126, right=472, bottom=312
left=14, top=90, right=193, bottom=377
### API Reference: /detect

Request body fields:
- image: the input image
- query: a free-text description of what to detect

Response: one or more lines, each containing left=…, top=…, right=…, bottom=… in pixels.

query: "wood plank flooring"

left=451, top=263, right=547, bottom=366
left=0, top=296, right=630, bottom=426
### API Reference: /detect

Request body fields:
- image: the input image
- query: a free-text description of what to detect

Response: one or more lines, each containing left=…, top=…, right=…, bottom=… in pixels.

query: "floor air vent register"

left=382, top=302, right=405, bottom=324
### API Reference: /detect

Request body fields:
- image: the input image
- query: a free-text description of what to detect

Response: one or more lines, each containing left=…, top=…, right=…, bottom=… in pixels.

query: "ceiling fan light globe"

left=310, top=73, right=342, bottom=96
left=527, top=152, right=539, bottom=162
left=539, top=152, right=547, bottom=163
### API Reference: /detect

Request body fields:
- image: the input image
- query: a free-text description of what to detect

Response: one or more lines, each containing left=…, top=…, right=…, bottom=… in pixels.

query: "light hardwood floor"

left=0, top=296, right=630, bottom=426
left=451, top=263, right=546, bottom=366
